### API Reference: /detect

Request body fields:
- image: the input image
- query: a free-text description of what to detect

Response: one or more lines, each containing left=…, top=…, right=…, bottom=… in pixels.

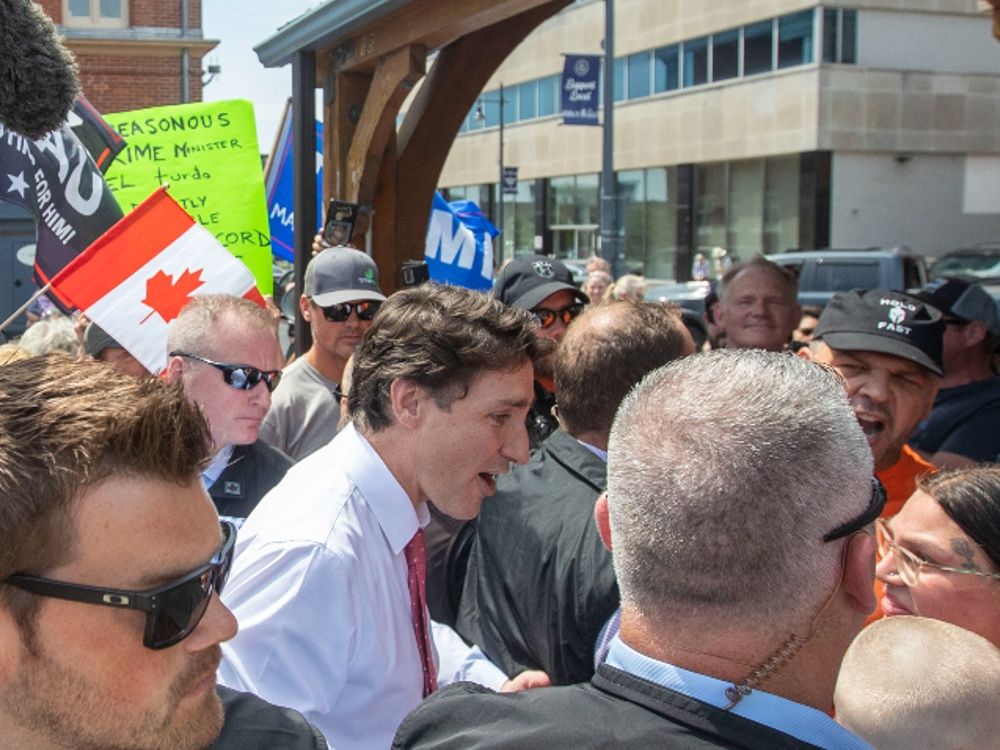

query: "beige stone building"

left=438, top=0, right=1000, bottom=280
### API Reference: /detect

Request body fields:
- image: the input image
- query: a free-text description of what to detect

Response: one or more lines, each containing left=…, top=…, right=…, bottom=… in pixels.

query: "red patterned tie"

left=404, top=528, right=437, bottom=697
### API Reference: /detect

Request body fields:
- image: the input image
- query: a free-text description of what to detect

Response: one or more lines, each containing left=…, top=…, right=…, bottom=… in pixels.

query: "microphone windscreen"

left=0, top=0, right=80, bottom=138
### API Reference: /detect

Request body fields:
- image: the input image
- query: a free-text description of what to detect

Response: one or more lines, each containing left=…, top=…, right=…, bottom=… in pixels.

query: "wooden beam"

left=329, top=71, right=370, bottom=201
left=327, top=0, right=556, bottom=75
left=391, top=0, right=572, bottom=264
left=344, top=43, right=426, bottom=237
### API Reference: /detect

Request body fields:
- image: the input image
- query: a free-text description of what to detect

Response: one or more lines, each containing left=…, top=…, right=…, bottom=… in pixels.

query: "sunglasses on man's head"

left=317, top=300, right=382, bottom=323
left=170, top=351, right=282, bottom=393
left=4, top=520, right=237, bottom=650
left=822, top=477, right=887, bottom=542
left=530, top=303, right=584, bottom=330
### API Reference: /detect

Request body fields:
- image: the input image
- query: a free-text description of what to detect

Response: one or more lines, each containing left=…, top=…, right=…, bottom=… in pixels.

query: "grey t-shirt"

left=260, top=357, right=341, bottom=461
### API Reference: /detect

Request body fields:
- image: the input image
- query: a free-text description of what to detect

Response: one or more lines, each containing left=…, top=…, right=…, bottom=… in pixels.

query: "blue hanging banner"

left=561, top=54, right=601, bottom=126
left=424, top=192, right=496, bottom=291
left=264, top=104, right=323, bottom=262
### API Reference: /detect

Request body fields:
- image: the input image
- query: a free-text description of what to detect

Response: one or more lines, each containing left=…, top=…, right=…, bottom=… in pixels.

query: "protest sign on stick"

left=102, top=100, right=273, bottom=294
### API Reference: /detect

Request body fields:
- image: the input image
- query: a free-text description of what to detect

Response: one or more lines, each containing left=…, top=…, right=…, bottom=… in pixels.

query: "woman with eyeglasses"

left=875, top=465, right=1000, bottom=647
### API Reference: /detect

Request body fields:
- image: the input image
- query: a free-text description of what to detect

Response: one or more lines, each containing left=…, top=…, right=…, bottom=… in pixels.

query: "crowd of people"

left=0, top=247, right=998, bottom=750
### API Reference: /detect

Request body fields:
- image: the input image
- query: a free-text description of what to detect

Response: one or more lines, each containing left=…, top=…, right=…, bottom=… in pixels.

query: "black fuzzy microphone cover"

left=0, top=0, right=80, bottom=138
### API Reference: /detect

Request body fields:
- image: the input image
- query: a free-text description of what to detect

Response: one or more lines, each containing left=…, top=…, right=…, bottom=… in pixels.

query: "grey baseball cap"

left=304, top=246, right=386, bottom=307
left=83, top=322, right=122, bottom=357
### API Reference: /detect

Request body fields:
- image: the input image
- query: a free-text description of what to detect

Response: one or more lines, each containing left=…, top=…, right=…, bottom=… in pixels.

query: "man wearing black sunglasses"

left=395, top=351, right=881, bottom=749
left=260, top=246, right=386, bottom=461
left=492, top=255, right=589, bottom=449
left=0, top=354, right=326, bottom=750
left=166, top=295, right=293, bottom=522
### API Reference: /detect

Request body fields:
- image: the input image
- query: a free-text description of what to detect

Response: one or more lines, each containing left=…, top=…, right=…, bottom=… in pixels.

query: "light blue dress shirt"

left=605, top=636, right=873, bottom=750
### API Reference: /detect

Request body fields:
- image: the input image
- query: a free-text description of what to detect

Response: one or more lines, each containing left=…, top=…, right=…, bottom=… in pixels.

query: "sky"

left=202, top=1, right=324, bottom=153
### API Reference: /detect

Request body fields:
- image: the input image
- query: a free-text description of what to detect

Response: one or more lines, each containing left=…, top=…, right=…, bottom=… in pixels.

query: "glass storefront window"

left=548, top=174, right=599, bottom=259
left=744, top=20, right=773, bottom=75
left=645, top=167, right=676, bottom=280
left=763, top=155, right=800, bottom=253
left=712, top=29, right=739, bottom=82
left=627, top=52, right=651, bottom=99
left=654, top=45, right=680, bottom=92
left=613, top=58, right=625, bottom=102
left=727, top=160, right=765, bottom=261
left=618, top=170, right=646, bottom=270
left=695, top=163, right=727, bottom=254
left=778, top=10, right=814, bottom=69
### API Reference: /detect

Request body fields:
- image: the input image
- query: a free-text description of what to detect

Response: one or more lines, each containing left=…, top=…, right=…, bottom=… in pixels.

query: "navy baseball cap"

left=814, top=289, right=945, bottom=375
left=492, top=255, right=588, bottom=309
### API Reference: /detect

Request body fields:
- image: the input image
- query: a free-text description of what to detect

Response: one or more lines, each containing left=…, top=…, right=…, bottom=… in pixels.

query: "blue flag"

left=424, top=193, right=496, bottom=290
left=264, top=108, right=323, bottom=262
left=561, top=54, right=601, bottom=126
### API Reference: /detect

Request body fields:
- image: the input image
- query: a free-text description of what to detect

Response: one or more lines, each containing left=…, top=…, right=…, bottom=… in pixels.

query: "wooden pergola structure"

left=255, top=0, right=572, bottom=353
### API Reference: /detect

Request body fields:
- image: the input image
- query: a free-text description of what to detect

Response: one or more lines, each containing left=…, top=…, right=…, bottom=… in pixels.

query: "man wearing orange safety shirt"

left=799, top=289, right=944, bottom=621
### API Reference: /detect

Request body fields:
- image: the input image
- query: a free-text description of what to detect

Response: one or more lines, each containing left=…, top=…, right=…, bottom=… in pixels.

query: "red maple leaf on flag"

left=140, top=268, right=205, bottom=324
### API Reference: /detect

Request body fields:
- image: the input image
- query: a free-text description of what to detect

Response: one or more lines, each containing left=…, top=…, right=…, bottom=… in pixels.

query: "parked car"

left=644, top=279, right=712, bottom=315
left=765, top=247, right=928, bottom=308
left=928, top=244, right=1000, bottom=316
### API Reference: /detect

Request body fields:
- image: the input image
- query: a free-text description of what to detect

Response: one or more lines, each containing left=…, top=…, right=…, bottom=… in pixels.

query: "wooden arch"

left=256, top=0, right=572, bottom=353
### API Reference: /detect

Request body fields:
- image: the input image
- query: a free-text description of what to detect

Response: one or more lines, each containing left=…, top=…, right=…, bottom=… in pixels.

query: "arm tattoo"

left=951, top=538, right=980, bottom=571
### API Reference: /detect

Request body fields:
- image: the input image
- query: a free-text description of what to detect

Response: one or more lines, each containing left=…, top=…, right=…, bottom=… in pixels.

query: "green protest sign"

left=102, top=99, right=272, bottom=295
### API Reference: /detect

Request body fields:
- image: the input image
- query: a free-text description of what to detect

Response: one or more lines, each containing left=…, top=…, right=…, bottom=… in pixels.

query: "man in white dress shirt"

left=219, top=284, right=545, bottom=748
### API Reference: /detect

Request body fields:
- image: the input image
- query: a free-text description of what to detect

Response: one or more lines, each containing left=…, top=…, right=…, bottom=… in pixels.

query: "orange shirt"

left=867, top=444, right=938, bottom=623
left=875, top=444, right=937, bottom=520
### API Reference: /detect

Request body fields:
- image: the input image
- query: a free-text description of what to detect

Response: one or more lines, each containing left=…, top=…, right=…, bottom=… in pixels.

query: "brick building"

left=35, top=0, right=218, bottom=114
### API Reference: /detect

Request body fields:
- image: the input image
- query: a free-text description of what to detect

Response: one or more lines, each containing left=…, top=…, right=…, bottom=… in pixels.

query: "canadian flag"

left=50, top=186, right=265, bottom=374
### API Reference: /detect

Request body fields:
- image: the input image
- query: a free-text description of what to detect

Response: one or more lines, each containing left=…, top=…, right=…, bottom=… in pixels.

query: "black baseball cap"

left=912, top=277, right=999, bottom=337
left=814, top=289, right=944, bottom=375
left=492, top=255, right=588, bottom=309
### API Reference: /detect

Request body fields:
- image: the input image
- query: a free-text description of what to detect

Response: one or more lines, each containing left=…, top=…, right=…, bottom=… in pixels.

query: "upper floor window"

left=64, top=0, right=128, bottom=28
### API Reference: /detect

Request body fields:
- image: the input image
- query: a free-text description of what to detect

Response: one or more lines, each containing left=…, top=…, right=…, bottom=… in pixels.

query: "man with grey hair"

left=394, top=350, right=881, bottom=749
left=165, top=294, right=292, bottom=522
left=716, top=255, right=801, bottom=351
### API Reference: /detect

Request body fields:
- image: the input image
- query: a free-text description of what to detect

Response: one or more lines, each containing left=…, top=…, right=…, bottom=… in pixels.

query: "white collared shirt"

left=218, top=424, right=503, bottom=748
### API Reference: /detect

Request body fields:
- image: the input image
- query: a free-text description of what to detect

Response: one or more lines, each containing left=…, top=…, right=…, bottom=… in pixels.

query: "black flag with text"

left=0, top=96, right=125, bottom=306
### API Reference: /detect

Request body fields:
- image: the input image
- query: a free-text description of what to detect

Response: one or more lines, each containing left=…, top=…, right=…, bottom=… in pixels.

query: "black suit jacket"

left=392, top=665, right=827, bottom=749
left=453, top=429, right=617, bottom=685
left=210, top=686, right=328, bottom=749
left=208, top=440, right=293, bottom=520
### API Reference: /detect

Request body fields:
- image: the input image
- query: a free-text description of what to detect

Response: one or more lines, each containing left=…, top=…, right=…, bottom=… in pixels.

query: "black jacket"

left=208, top=440, right=294, bottom=520
left=392, top=665, right=826, bottom=749
left=453, top=429, right=617, bottom=685
left=210, top=686, right=327, bottom=749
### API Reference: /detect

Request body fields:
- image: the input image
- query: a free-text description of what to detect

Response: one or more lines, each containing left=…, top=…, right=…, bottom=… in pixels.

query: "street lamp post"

left=600, top=0, right=620, bottom=276
left=475, top=84, right=507, bottom=259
